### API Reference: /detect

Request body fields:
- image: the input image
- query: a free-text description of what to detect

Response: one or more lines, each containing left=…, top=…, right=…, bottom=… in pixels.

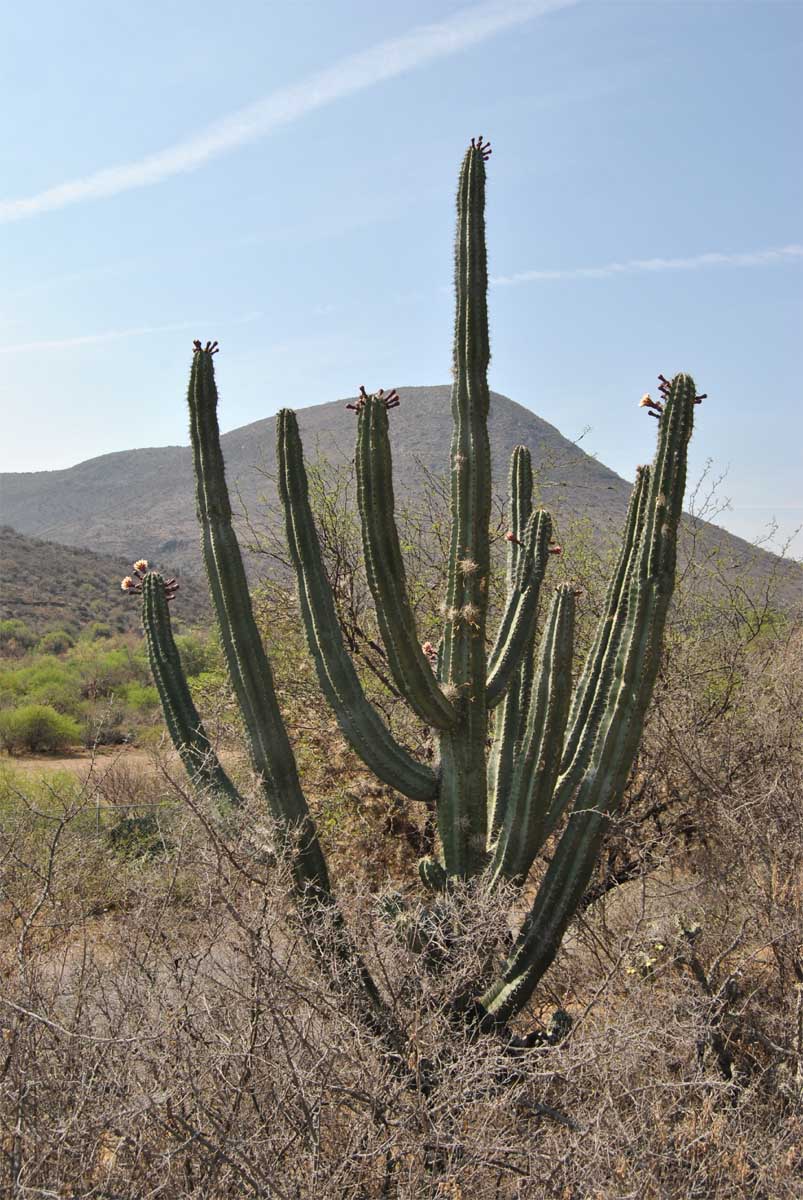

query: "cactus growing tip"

left=470, top=135, right=492, bottom=161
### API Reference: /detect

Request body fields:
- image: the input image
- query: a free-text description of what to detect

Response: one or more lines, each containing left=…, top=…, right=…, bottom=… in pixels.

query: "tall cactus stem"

left=487, top=446, right=539, bottom=843
left=486, top=509, right=552, bottom=708
left=480, top=375, right=699, bottom=1019
left=277, top=408, right=439, bottom=801
left=489, top=584, right=575, bottom=886
left=437, top=139, right=494, bottom=878
left=141, top=570, right=244, bottom=811
left=187, top=344, right=405, bottom=1032
left=187, top=345, right=331, bottom=898
left=356, top=396, right=457, bottom=730
left=543, top=465, right=650, bottom=836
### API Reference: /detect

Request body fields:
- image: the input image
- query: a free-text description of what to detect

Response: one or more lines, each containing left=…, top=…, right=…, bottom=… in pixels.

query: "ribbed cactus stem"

left=508, top=446, right=534, bottom=590
left=141, top=570, right=244, bottom=811
left=486, top=509, right=552, bottom=708
left=486, top=681, right=520, bottom=851
left=356, top=395, right=457, bottom=730
left=277, top=408, right=439, bottom=801
left=480, top=374, right=699, bottom=1020
left=487, top=447, right=544, bottom=844
left=542, top=464, right=650, bottom=837
left=187, top=346, right=407, bottom=1037
left=139, top=143, right=700, bottom=1047
left=489, top=584, right=575, bottom=886
left=437, top=138, right=493, bottom=878
left=187, top=345, right=330, bottom=899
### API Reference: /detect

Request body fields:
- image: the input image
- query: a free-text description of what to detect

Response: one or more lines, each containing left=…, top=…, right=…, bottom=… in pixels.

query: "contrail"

left=491, top=244, right=803, bottom=285
left=0, top=0, right=577, bottom=223
left=0, top=313, right=261, bottom=355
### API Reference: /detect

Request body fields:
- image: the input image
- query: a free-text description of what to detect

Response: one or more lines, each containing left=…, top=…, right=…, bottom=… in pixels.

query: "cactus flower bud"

left=639, top=394, right=663, bottom=413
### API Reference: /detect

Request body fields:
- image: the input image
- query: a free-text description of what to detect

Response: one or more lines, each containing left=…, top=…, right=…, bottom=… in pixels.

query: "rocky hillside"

left=0, top=526, right=208, bottom=638
left=2, top=386, right=800, bottom=607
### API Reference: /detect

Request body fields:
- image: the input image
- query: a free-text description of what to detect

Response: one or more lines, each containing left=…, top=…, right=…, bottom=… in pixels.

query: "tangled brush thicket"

left=1, top=615, right=801, bottom=1197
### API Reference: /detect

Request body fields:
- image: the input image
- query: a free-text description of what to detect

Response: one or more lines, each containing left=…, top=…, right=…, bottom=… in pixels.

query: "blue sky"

left=2, top=0, right=801, bottom=555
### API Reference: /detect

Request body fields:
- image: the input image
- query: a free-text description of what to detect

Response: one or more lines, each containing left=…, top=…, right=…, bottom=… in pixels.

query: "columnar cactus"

left=130, top=137, right=702, bottom=1035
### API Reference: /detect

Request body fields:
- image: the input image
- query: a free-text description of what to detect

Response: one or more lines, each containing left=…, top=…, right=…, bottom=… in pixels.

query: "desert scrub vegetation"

left=0, top=623, right=220, bottom=753
left=0, top=704, right=82, bottom=754
left=0, top=624, right=800, bottom=1197
left=3, top=136, right=801, bottom=1196
left=1, top=455, right=800, bottom=1196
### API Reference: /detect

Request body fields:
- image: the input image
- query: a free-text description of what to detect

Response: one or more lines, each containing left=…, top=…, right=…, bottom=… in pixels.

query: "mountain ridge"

left=0, top=525, right=209, bottom=638
left=2, top=386, right=799, bottom=608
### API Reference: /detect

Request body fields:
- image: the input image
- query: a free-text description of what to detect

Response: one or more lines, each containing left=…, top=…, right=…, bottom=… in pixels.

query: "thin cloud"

left=0, top=313, right=262, bottom=355
left=492, top=244, right=803, bottom=285
left=731, top=504, right=803, bottom=511
left=0, top=0, right=577, bottom=224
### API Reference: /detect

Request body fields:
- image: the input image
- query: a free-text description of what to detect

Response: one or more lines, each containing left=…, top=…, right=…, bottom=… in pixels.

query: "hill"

left=1, top=386, right=800, bottom=608
left=0, top=526, right=208, bottom=639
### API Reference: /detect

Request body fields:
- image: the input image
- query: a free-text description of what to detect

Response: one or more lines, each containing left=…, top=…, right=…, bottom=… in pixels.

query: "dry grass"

left=1, top=623, right=801, bottom=1197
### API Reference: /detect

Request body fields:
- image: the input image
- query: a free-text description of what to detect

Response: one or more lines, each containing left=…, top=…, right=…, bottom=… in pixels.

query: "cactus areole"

left=133, top=140, right=701, bottom=1035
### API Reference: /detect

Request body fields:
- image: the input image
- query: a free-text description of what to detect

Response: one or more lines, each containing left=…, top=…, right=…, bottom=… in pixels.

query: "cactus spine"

left=136, top=139, right=700, bottom=1034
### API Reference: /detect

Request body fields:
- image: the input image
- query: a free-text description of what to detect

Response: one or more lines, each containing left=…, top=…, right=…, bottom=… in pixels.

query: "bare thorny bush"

left=1, top=696, right=801, bottom=1199
left=1, top=462, right=801, bottom=1196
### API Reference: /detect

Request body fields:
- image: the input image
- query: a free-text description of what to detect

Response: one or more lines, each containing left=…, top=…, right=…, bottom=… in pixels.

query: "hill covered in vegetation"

left=0, top=525, right=208, bottom=640
left=3, top=387, right=798, bottom=607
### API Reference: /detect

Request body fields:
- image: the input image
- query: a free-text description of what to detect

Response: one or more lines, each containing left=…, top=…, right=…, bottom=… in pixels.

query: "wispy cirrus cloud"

left=491, top=244, right=803, bottom=285
left=0, top=0, right=577, bottom=224
left=0, top=313, right=262, bottom=355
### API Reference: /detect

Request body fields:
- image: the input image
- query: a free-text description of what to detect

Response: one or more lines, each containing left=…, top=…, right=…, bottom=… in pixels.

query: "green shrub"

left=175, top=631, right=219, bottom=678
left=0, top=704, right=82, bottom=754
left=106, top=814, right=170, bottom=860
left=0, top=619, right=36, bottom=657
left=123, top=682, right=159, bottom=711
left=37, top=629, right=75, bottom=655
left=86, top=621, right=113, bottom=641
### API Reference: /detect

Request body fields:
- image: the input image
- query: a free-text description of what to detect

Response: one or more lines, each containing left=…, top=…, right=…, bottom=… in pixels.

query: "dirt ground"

left=0, top=745, right=170, bottom=779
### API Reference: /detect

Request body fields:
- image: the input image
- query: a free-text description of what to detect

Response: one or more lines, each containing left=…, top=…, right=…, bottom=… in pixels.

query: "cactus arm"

left=486, top=447, right=536, bottom=843
left=507, top=447, right=534, bottom=591
left=486, top=509, right=552, bottom=708
left=479, top=375, right=698, bottom=1020
left=479, top=804, right=607, bottom=1023
left=486, top=678, right=520, bottom=850
left=489, top=584, right=575, bottom=885
left=437, top=137, right=494, bottom=878
left=277, top=408, right=438, bottom=802
left=511, top=450, right=539, bottom=741
left=141, top=571, right=244, bottom=810
left=482, top=577, right=661, bottom=1021
left=188, top=346, right=404, bottom=1034
left=187, top=344, right=330, bottom=898
left=540, top=464, right=650, bottom=838
left=355, top=395, right=458, bottom=731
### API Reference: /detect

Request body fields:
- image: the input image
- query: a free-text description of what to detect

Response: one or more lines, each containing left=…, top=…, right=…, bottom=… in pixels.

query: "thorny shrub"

left=1, top=465, right=800, bottom=1196
left=1, top=621, right=801, bottom=1198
